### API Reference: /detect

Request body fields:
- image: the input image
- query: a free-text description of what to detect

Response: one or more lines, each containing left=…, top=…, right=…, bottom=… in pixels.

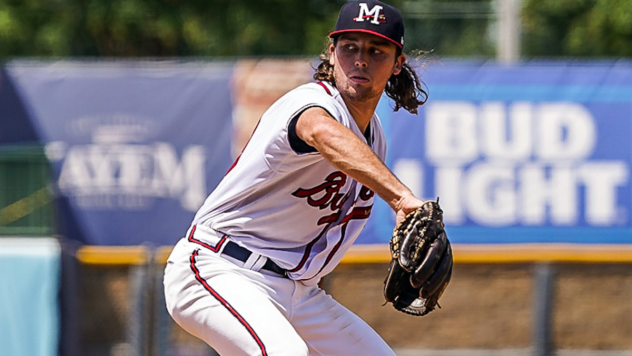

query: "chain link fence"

left=0, top=145, right=55, bottom=236
left=66, top=247, right=632, bottom=356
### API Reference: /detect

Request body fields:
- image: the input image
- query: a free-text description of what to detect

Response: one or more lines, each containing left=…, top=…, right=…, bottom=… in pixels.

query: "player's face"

left=329, top=32, right=405, bottom=104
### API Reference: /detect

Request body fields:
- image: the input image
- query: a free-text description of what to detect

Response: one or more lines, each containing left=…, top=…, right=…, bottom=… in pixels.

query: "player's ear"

left=329, top=43, right=336, bottom=66
left=392, top=53, right=406, bottom=76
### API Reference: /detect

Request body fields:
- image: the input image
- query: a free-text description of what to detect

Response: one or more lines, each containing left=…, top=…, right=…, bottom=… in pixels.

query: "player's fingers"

left=409, top=232, right=447, bottom=288
left=420, top=243, right=453, bottom=298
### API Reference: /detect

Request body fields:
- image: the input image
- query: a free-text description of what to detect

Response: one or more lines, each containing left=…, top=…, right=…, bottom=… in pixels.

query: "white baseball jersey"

left=191, top=81, right=387, bottom=283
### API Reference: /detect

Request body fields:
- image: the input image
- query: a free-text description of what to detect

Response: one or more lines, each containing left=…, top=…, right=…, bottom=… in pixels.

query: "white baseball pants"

left=163, top=236, right=397, bottom=356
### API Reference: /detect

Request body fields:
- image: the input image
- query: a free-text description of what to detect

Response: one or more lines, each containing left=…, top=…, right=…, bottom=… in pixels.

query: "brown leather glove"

left=383, top=199, right=453, bottom=316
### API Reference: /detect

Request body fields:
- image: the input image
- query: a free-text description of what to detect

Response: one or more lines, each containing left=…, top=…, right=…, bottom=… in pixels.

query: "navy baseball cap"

left=329, top=0, right=405, bottom=49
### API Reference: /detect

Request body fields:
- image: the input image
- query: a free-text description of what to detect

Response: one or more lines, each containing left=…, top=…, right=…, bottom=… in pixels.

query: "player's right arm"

left=295, top=106, right=422, bottom=224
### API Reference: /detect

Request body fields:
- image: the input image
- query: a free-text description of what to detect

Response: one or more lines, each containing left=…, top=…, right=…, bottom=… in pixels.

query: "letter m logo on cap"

left=354, top=3, right=384, bottom=25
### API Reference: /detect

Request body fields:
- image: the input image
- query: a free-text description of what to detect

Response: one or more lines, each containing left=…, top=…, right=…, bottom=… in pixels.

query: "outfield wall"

left=4, top=59, right=632, bottom=247
left=5, top=59, right=632, bottom=356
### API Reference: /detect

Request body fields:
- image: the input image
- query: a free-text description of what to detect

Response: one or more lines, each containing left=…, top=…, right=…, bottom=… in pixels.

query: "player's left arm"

left=295, top=106, right=420, bottom=224
left=298, top=107, right=453, bottom=313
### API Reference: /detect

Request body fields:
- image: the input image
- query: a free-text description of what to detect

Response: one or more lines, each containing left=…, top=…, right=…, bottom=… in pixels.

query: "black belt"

left=222, top=240, right=287, bottom=277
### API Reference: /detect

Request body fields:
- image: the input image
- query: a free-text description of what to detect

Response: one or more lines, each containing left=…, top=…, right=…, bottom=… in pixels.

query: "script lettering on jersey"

left=359, top=185, right=374, bottom=201
left=288, top=171, right=375, bottom=275
left=292, top=171, right=350, bottom=211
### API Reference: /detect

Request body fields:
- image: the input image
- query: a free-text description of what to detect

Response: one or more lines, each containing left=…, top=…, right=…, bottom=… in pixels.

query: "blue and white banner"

left=4, top=60, right=632, bottom=246
left=361, top=61, right=632, bottom=244
left=4, top=62, right=235, bottom=245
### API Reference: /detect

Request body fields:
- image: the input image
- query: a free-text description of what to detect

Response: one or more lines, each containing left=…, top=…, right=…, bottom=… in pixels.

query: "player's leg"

left=290, top=283, right=397, bottom=356
left=164, top=238, right=308, bottom=356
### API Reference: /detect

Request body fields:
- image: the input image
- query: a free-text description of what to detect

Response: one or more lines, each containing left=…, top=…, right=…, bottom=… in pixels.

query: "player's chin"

left=343, top=84, right=377, bottom=100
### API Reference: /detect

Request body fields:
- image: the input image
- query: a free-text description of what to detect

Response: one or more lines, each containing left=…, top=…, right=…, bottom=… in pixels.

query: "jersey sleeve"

left=278, top=83, right=343, bottom=125
left=287, top=110, right=318, bottom=154
left=274, top=84, right=346, bottom=155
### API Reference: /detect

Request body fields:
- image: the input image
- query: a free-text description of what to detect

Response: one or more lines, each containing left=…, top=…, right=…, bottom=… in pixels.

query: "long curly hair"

left=313, top=39, right=428, bottom=115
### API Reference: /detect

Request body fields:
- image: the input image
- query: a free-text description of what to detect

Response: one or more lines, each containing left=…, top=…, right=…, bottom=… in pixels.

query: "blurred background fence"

left=0, top=145, right=54, bottom=236
left=3, top=0, right=632, bottom=356
left=60, top=245, right=632, bottom=356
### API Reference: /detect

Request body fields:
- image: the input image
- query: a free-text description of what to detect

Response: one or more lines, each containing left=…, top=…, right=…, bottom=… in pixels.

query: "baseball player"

left=164, top=1, right=451, bottom=355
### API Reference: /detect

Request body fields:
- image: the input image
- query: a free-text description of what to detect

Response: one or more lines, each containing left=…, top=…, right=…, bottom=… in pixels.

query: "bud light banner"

left=362, top=61, right=632, bottom=245
left=4, top=62, right=234, bottom=245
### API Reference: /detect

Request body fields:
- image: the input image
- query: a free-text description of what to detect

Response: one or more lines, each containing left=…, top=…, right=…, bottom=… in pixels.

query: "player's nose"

left=354, top=59, right=368, bottom=68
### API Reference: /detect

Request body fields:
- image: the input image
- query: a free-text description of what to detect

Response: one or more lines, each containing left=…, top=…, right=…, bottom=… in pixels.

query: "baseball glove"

left=383, top=199, right=453, bottom=316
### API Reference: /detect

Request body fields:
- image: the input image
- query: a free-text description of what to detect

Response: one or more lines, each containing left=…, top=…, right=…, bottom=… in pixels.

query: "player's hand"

left=394, top=193, right=425, bottom=225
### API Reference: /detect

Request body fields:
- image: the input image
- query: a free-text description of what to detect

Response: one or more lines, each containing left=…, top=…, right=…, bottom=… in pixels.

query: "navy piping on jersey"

left=288, top=104, right=336, bottom=154
left=316, top=81, right=373, bottom=145
left=364, top=122, right=372, bottom=146
left=189, top=250, right=269, bottom=356
left=288, top=111, right=373, bottom=154
left=288, top=84, right=373, bottom=153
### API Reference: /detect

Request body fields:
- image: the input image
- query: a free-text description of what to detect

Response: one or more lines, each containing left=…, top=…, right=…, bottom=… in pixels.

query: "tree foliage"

left=0, top=0, right=347, bottom=58
left=402, top=0, right=495, bottom=58
left=5, top=0, right=630, bottom=59
left=522, top=0, right=632, bottom=58
left=0, top=0, right=497, bottom=59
